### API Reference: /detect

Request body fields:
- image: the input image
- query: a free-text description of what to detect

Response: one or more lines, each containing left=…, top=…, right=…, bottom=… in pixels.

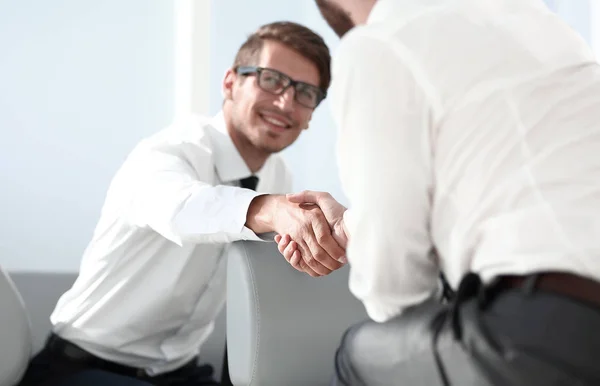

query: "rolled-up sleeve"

left=124, top=145, right=266, bottom=245
left=331, top=31, right=440, bottom=322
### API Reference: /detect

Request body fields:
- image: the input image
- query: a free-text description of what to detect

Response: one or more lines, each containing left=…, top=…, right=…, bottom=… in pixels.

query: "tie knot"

left=240, top=175, right=259, bottom=191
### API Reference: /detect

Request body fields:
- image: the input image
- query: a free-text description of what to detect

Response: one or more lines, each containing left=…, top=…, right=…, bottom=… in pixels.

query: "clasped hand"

left=274, top=191, right=348, bottom=277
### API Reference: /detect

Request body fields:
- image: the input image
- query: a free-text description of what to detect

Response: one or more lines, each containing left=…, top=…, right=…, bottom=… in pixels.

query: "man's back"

left=334, top=0, right=600, bottom=314
left=391, top=1, right=600, bottom=286
left=312, top=1, right=600, bottom=384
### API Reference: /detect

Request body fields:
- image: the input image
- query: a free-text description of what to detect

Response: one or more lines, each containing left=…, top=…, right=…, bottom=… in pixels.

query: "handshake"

left=246, top=190, right=349, bottom=277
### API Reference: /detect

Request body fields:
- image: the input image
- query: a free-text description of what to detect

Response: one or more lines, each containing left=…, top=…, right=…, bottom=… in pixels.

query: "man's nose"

left=275, top=86, right=295, bottom=112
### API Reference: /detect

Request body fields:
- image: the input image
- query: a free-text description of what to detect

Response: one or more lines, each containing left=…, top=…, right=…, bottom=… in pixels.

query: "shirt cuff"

left=236, top=191, right=277, bottom=243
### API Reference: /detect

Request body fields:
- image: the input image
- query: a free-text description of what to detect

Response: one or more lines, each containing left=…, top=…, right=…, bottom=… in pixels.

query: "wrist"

left=246, top=194, right=284, bottom=234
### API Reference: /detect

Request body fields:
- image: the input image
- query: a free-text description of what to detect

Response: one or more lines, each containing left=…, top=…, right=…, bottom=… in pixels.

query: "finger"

left=286, top=190, right=325, bottom=204
left=288, top=248, right=302, bottom=268
left=294, top=239, right=324, bottom=276
left=277, top=235, right=291, bottom=254
left=310, top=220, right=345, bottom=269
left=283, top=237, right=302, bottom=265
left=302, top=236, right=335, bottom=276
left=283, top=240, right=297, bottom=262
left=282, top=241, right=302, bottom=266
left=292, top=250, right=301, bottom=263
left=274, top=234, right=281, bottom=243
left=298, top=257, right=321, bottom=277
left=313, top=215, right=346, bottom=263
left=289, top=245, right=319, bottom=277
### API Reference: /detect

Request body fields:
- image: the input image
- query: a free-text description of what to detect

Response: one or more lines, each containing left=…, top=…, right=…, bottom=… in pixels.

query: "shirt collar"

left=207, top=111, right=254, bottom=183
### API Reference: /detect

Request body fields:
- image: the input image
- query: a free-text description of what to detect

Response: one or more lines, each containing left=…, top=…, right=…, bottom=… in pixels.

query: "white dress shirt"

left=50, top=112, right=292, bottom=374
left=333, top=0, right=600, bottom=323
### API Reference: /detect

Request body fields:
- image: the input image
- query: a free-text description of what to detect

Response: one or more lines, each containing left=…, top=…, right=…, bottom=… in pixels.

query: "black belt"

left=495, top=271, right=600, bottom=308
left=46, top=333, right=198, bottom=379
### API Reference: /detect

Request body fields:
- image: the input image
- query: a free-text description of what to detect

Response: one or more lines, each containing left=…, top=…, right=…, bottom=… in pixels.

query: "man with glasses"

left=18, top=21, right=345, bottom=386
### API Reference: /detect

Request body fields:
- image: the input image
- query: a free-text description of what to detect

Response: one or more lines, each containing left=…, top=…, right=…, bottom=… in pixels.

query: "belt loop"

left=523, top=273, right=540, bottom=295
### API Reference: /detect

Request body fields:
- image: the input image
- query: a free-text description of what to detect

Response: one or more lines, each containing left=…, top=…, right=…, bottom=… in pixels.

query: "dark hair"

left=232, top=21, right=331, bottom=92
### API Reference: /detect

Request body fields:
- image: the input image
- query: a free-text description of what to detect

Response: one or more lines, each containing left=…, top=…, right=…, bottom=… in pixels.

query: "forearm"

left=133, top=184, right=268, bottom=245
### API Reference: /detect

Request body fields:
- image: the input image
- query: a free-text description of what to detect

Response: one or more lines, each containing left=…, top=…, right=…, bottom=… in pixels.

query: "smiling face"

left=223, top=40, right=321, bottom=155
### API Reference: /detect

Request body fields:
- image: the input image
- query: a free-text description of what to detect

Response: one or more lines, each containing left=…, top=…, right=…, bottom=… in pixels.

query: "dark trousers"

left=333, top=273, right=600, bottom=386
left=18, top=335, right=220, bottom=386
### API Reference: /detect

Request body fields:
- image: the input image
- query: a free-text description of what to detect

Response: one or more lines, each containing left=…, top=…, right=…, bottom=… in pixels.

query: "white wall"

left=0, top=0, right=175, bottom=271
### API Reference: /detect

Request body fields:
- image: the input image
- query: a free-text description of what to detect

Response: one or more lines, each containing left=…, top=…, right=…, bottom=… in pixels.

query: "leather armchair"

left=226, top=240, right=368, bottom=386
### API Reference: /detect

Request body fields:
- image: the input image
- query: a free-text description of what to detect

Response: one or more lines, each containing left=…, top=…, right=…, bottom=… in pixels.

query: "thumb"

left=286, top=190, right=320, bottom=204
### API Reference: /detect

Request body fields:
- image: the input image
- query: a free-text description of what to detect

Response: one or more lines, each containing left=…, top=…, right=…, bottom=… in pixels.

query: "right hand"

left=286, top=191, right=348, bottom=248
left=246, top=195, right=345, bottom=277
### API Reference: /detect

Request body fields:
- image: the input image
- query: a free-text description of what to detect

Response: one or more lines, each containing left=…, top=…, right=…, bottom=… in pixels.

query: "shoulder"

left=119, top=114, right=217, bottom=179
left=335, top=25, right=398, bottom=68
left=133, top=114, right=216, bottom=157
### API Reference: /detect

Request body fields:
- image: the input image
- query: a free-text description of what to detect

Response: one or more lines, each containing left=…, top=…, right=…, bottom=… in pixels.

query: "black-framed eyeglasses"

left=236, top=66, right=326, bottom=109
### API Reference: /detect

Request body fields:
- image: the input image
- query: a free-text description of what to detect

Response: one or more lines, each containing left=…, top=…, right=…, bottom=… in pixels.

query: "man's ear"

left=222, top=68, right=236, bottom=100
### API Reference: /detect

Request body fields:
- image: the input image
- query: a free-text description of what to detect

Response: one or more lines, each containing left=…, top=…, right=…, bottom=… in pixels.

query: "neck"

left=231, top=134, right=269, bottom=173
left=349, top=0, right=377, bottom=25
left=223, top=106, right=269, bottom=173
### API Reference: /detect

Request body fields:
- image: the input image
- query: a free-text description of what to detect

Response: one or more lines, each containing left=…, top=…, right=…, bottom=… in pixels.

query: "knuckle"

left=313, top=253, right=325, bottom=263
left=316, top=233, right=328, bottom=244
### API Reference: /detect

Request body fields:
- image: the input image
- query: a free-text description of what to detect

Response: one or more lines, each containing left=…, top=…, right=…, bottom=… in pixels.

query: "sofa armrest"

left=226, top=241, right=368, bottom=386
left=0, top=268, right=32, bottom=386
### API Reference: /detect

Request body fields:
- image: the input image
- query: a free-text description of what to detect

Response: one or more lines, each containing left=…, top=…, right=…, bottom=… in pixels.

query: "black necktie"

left=239, top=175, right=259, bottom=191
